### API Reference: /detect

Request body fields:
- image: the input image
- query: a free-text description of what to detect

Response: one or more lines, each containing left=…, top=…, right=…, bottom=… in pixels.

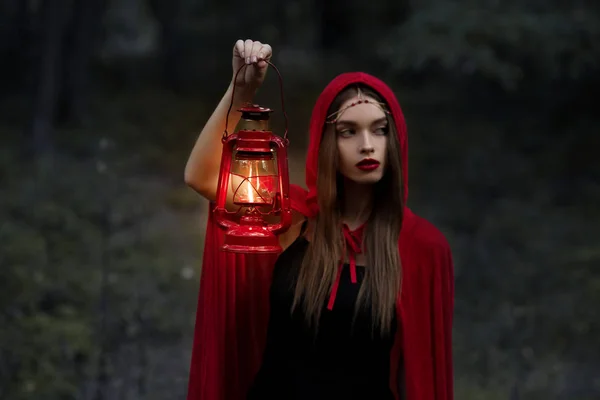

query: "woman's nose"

left=359, top=131, right=375, bottom=154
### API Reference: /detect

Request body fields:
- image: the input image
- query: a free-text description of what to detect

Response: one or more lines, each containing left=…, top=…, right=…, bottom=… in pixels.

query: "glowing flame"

left=245, top=162, right=256, bottom=203
left=230, top=151, right=278, bottom=206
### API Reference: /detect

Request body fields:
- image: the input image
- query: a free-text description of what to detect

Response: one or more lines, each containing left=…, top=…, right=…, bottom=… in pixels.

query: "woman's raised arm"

left=184, top=39, right=272, bottom=201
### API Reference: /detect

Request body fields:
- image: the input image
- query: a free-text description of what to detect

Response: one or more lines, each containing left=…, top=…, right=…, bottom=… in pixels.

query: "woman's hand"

left=232, top=39, right=272, bottom=91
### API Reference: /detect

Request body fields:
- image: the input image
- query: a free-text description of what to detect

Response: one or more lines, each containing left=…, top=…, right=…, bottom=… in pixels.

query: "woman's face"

left=334, top=95, right=389, bottom=185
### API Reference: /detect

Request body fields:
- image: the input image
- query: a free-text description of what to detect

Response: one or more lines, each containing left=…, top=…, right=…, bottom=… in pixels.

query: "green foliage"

left=1, top=167, right=99, bottom=399
left=0, top=150, right=197, bottom=399
left=379, top=2, right=600, bottom=90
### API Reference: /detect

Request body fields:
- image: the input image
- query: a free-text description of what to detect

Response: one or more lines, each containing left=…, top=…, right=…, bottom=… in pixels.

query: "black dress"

left=247, top=234, right=397, bottom=400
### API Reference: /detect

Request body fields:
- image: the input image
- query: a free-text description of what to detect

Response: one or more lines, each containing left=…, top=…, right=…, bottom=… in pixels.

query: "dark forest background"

left=1, top=0, right=599, bottom=399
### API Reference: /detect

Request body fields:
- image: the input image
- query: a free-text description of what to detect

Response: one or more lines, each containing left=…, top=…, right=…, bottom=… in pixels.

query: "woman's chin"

left=343, top=171, right=384, bottom=186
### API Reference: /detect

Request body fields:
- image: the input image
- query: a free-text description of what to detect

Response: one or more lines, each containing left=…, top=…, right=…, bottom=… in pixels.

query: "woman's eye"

left=374, top=127, right=388, bottom=135
left=337, top=129, right=355, bottom=137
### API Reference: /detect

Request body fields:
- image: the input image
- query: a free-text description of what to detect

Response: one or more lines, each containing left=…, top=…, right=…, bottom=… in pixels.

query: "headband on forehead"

left=325, top=86, right=391, bottom=124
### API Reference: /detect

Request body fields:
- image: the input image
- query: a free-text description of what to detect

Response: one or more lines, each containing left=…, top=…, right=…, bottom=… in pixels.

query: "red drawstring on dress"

left=327, top=223, right=365, bottom=310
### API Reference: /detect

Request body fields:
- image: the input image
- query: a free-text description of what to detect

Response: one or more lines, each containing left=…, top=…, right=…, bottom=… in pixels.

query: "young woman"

left=185, top=39, right=455, bottom=400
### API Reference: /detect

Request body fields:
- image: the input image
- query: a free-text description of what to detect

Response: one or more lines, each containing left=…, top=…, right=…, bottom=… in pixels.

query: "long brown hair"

left=292, top=85, right=404, bottom=335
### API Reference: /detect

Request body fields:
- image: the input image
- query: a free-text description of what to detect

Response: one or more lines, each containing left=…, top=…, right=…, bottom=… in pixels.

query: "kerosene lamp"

left=212, top=61, right=292, bottom=254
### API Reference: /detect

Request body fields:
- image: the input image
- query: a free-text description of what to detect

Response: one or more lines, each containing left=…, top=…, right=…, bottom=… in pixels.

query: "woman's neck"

left=341, top=179, right=373, bottom=230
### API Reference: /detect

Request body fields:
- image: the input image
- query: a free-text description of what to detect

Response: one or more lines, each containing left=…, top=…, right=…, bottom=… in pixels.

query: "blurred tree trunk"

left=317, top=0, right=349, bottom=52
left=147, top=0, right=183, bottom=92
left=29, top=0, right=70, bottom=155
left=100, top=0, right=160, bottom=90
left=2, top=0, right=32, bottom=95
left=58, top=0, right=106, bottom=125
left=29, top=0, right=105, bottom=155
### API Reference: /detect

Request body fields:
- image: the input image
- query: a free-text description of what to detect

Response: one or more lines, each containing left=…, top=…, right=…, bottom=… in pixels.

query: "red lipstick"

left=356, top=158, right=380, bottom=171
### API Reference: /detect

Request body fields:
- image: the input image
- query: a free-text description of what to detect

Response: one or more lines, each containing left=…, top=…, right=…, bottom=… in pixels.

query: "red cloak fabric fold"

left=187, top=72, right=454, bottom=400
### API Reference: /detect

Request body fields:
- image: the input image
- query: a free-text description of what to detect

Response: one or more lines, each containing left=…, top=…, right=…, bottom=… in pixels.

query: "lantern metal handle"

left=223, top=60, right=289, bottom=141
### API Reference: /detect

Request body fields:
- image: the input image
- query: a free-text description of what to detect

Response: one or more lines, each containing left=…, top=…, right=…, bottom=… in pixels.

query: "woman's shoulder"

left=399, top=209, right=453, bottom=288
left=401, top=208, right=449, bottom=246
left=400, top=207, right=452, bottom=263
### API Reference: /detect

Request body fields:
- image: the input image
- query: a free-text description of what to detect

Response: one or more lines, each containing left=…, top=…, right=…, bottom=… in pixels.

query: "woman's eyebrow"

left=371, top=117, right=388, bottom=126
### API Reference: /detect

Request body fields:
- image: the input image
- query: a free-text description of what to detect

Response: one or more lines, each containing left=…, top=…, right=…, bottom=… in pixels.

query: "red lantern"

left=213, top=61, right=292, bottom=254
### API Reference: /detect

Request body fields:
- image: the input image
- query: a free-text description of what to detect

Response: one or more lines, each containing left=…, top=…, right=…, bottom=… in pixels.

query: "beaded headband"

left=325, top=87, right=390, bottom=124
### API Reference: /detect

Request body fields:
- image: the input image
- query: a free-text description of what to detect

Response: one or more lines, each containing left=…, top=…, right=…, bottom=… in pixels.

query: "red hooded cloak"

left=187, top=72, right=454, bottom=400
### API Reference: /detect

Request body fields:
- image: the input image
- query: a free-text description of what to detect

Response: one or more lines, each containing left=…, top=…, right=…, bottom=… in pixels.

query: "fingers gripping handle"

left=223, top=60, right=289, bottom=141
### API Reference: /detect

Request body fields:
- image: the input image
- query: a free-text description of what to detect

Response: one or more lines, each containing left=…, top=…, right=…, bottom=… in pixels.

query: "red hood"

left=303, top=72, right=409, bottom=216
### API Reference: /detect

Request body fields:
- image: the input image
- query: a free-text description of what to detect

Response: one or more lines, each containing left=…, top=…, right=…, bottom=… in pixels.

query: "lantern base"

left=221, top=217, right=282, bottom=254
